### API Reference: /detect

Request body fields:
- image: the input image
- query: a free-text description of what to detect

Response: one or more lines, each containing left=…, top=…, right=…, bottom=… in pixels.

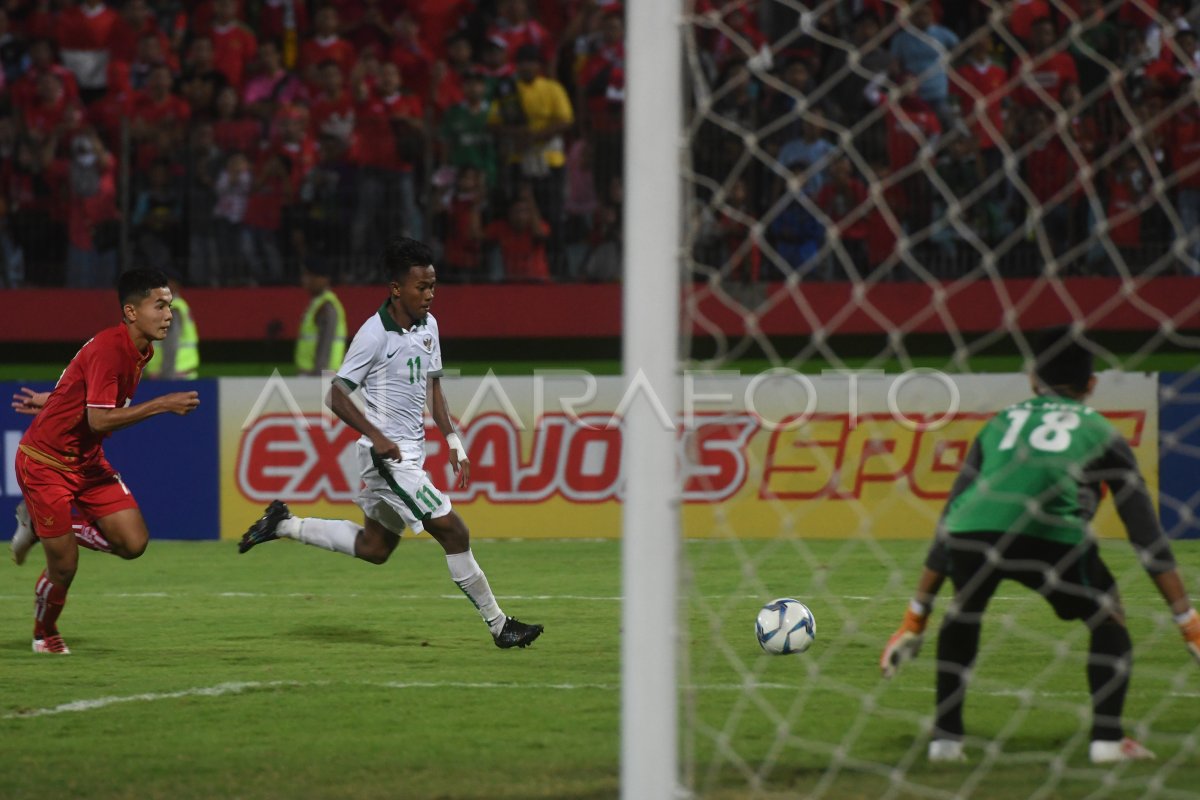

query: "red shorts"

left=15, top=450, right=139, bottom=539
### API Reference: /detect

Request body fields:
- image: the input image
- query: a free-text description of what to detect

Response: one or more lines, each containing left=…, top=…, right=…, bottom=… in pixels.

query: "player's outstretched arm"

left=1149, top=568, right=1200, bottom=667
left=881, top=566, right=945, bottom=679
left=87, top=391, right=200, bottom=433
left=12, top=387, right=50, bottom=415
left=326, top=379, right=400, bottom=461
left=429, top=376, right=469, bottom=489
left=1097, top=436, right=1200, bottom=666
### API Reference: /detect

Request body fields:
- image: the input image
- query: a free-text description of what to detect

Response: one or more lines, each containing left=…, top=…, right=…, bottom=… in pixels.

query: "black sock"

left=934, top=609, right=983, bottom=739
left=1088, top=621, right=1132, bottom=742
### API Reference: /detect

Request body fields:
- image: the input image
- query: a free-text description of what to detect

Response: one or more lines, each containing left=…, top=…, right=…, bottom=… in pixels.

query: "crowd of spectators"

left=0, top=0, right=625, bottom=287
left=696, top=0, right=1200, bottom=282
left=0, top=0, right=1196, bottom=288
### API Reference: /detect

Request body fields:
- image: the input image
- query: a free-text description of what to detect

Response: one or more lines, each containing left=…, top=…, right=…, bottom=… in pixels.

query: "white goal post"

left=621, top=1, right=684, bottom=799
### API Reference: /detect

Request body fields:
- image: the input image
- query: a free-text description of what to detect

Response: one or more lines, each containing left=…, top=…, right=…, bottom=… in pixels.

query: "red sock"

left=74, top=523, right=112, bottom=554
left=33, top=570, right=69, bottom=639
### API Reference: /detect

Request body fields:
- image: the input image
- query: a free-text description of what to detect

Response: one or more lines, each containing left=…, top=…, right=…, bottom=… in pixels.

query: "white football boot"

left=1089, top=737, right=1156, bottom=764
left=11, top=501, right=37, bottom=566
left=928, top=739, right=967, bottom=763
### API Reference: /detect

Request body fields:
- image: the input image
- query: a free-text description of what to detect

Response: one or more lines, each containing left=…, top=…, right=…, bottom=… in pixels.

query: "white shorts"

left=354, top=441, right=452, bottom=535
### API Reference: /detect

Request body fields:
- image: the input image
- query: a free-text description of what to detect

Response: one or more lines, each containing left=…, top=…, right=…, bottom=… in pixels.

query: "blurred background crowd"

left=0, top=0, right=1197, bottom=288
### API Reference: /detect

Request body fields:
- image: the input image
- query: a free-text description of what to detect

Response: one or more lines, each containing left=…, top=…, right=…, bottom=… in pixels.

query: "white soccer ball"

left=755, top=598, right=816, bottom=655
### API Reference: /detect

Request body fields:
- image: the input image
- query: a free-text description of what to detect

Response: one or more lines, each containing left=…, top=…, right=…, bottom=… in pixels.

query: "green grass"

left=1, top=538, right=1197, bottom=799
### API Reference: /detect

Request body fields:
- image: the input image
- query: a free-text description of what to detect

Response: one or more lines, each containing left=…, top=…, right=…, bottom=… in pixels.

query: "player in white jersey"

left=238, top=238, right=543, bottom=649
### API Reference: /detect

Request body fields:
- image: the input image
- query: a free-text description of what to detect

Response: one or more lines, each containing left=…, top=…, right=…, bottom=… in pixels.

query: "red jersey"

left=1168, top=111, right=1200, bottom=190
left=485, top=218, right=551, bottom=280
left=211, top=22, right=258, bottom=88
left=56, top=3, right=120, bottom=50
left=300, top=36, right=356, bottom=78
left=131, top=92, right=192, bottom=127
left=108, top=18, right=170, bottom=66
left=1010, top=51, right=1078, bottom=108
left=1009, top=0, right=1051, bottom=42
left=259, top=0, right=310, bottom=42
left=579, top=42, right=625, bottom=134
left=1026, top=134, right=1073, bottom=204
left=886, top=99, right=942, bottom=170
left=1106, top=174, right=1141, bottom=248
left=952, top=60, right=1007, bottom=150
left=276, top=136, right=319, bottom=186
left=354, top=91, right=422, bottom=170
left=387, top=39, right=435, bottom=100
left=1146, top=48, right=1199, bottom=92
left=56, top=3, right=121, bottom=89
left=10, top=66, right=81, bottom=113
left=49, top=156, right=119, bottom=249
left=442, top=192, right=484, bottom=270
left=309, top=90, right=356, bottom=142
left=20, top=324, right=152, bottom=469
left=214, top=117, right=263, bottom=154
left=189, top=0, right=248, bottom=36
left=244, top=173, right=291, bottom=230
left=408, top=0, right=473, bottom=58
left=1118, top=0, right=1157, bottom=29
left=487, top=18, right=554, bottom=65
left=432, top=67, right=465, bottom=116
left=816, top=179, right=870, bottom=241
left=21, top=94, right=71, bottom=139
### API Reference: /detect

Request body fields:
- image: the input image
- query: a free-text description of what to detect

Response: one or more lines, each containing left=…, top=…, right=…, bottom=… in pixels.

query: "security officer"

left=295, top=261, right=347, bottom=376
left=146, top=267, right=200, bottom=379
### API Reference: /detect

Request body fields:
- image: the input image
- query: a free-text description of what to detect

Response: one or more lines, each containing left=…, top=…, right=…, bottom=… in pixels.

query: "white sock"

left=278, top=517, right=359, bottom=556
left=446, top=550, right=505, bottom=634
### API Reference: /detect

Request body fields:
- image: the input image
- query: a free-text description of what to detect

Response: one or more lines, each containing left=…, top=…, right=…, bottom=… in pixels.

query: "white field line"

left=6, top=680, right=1198, bottom=720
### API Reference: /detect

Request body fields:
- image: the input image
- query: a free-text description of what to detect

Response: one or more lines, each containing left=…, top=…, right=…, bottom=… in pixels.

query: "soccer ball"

left=755, top=598, right=816, bottom=655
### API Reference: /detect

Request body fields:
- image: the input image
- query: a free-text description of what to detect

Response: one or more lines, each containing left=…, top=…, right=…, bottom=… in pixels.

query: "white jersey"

left=335, top=302, right=444, bottom=454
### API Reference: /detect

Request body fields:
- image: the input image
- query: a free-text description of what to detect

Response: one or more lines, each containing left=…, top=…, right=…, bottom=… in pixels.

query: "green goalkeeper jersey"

left=942, top=395, right=1123, bottom=544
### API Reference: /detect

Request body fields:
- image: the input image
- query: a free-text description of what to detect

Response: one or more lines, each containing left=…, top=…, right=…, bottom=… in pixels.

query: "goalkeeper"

left=880, top=328, right=1200, bottom=764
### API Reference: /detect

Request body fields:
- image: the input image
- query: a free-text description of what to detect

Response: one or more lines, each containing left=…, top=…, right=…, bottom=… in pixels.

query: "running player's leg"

left=240, top=502, right=398, bottom=560
left=1036, top=544, right=1150, bottom=761
left=74, top=462, right=144, bottom=558
left=35, top=534, right=79, bottom=652
left=242, top=441, right=403, bottom=559
left=423, top=508, right=543, bottom=648
left=93, top=507, right=150, bottom=559
left=934, top=532, right=1004, bottom=745
left=355, top=516, right=400, bottom=563
left=16, top=452, right=80, bottom=652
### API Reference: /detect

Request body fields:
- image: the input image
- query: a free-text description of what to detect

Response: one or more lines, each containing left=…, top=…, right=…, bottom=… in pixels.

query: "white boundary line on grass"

left=7, top=680, right=1199, bottom=720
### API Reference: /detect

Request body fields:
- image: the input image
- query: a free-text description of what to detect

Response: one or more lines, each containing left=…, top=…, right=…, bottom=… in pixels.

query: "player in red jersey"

left=12, top=269, right=200, bottom=654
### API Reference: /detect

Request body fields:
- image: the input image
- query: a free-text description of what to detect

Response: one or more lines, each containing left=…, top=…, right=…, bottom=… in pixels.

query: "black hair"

left=382, top=237, right=434, bottom=282
left=1033, top=326, right=1094, bottom=395
left=118, top=268, right=169, bottom=307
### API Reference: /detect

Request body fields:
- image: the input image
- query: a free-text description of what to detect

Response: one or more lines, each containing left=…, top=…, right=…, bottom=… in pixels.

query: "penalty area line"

left=8, top=680, right=1200, bottom=720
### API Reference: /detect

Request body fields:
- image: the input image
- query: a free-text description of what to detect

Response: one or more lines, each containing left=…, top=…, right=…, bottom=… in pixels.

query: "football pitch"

left=1, top=538, right=1197, bottom=799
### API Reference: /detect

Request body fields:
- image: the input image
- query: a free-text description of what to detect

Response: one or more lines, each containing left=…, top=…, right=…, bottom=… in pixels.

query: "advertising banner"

left=219, top=371, right=1157, bottom=541
left=1, top=379, right=221, bottom=541
left=1159, top=371, right=1200, bottom=540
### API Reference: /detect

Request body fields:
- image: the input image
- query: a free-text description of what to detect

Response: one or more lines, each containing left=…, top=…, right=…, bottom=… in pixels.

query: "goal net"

left=632, top=0, right=1200, bottom=796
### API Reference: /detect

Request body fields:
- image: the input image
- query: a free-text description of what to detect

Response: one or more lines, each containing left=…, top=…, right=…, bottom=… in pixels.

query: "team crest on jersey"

left=422, top=335, right=433, bottom=351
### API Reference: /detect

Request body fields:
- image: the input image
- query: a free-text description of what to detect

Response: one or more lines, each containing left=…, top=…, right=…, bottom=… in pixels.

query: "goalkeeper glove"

left=880, top=607, right=929, bottom=679
left=1180, top=609, right=1200, bottom=667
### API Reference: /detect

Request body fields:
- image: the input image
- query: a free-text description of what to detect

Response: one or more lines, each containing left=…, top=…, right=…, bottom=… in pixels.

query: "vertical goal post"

left=621, top=1, right=684, bottom=799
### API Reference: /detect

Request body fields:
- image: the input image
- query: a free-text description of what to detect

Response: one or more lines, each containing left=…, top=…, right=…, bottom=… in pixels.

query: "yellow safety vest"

left=147, top=295, right=200, bottom=378
left=295, top=289, right=347, bottom=373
